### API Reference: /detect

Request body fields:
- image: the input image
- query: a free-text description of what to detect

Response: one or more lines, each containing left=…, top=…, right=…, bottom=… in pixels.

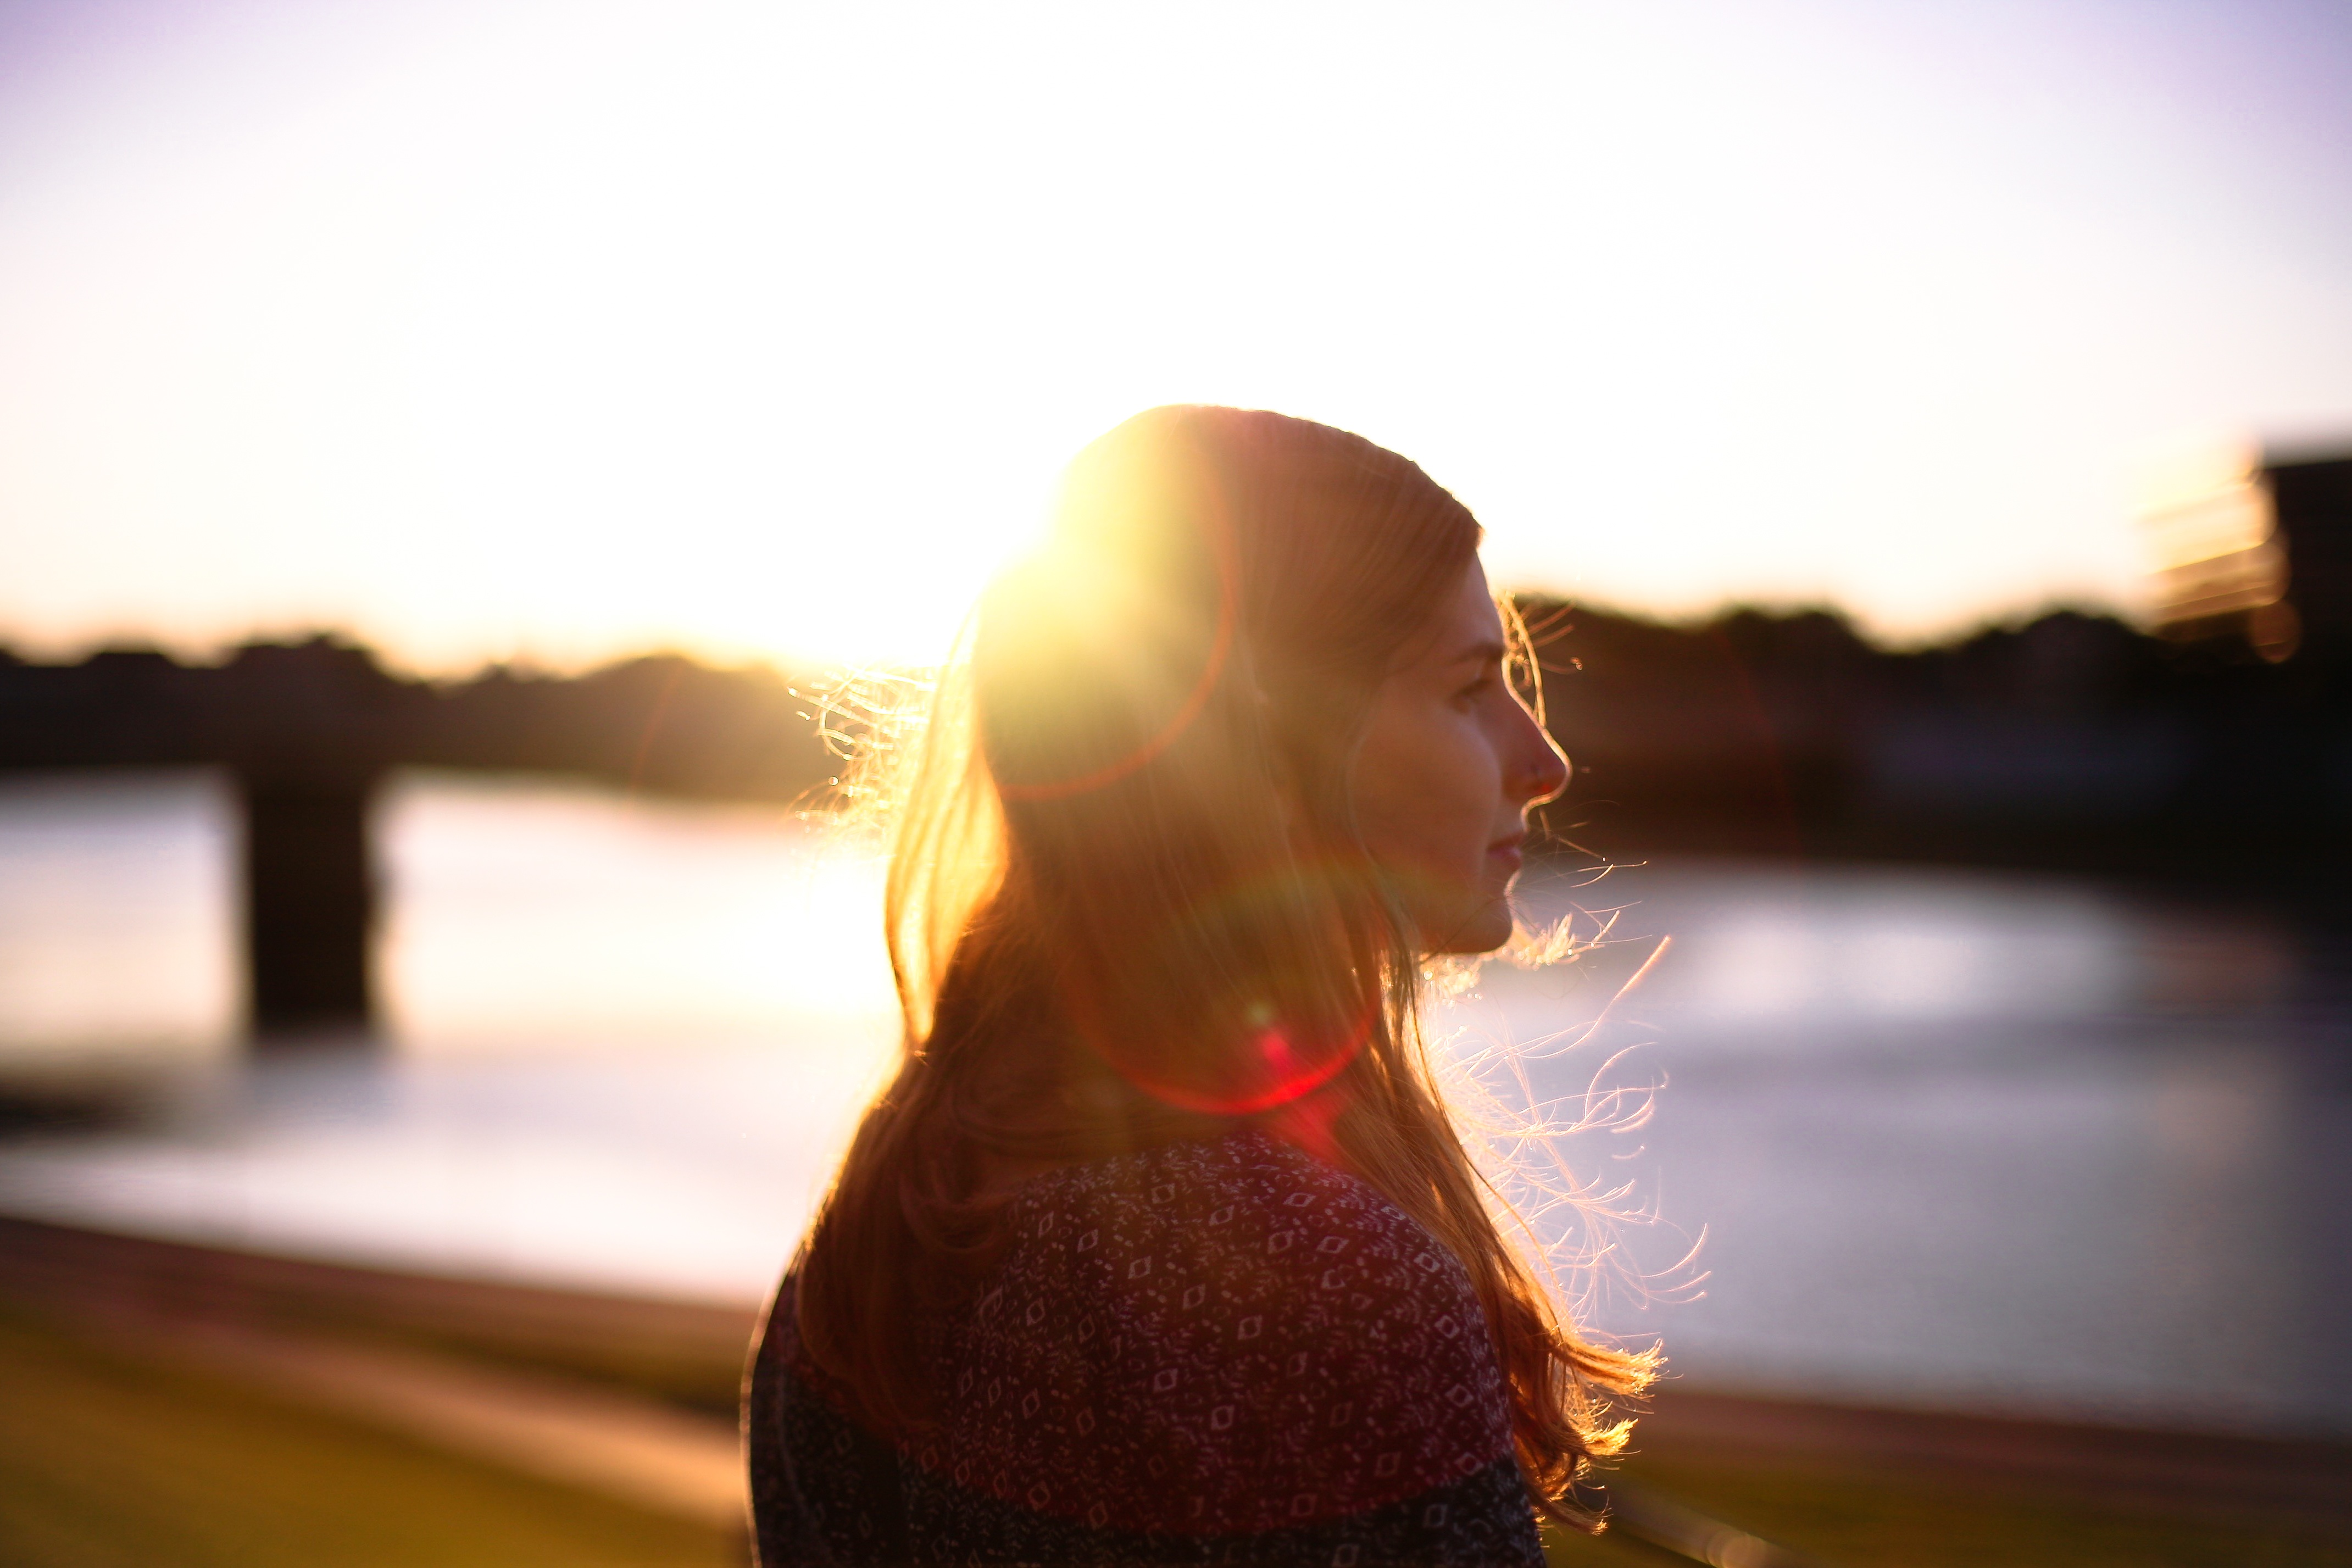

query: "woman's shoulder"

left=1007, top=1127, right=1486, bottom=1316
left=930, top=1128, right=1517, bottom=1534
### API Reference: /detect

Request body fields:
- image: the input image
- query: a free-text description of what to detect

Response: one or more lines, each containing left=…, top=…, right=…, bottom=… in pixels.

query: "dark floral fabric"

left=748, top=1130, right=1544, bottom=1566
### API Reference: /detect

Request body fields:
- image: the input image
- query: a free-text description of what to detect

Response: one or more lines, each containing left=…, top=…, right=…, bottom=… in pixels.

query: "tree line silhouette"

left=1525, top=599, right=2350, bottom=888
left=3, top=600, right=2345, bottom=887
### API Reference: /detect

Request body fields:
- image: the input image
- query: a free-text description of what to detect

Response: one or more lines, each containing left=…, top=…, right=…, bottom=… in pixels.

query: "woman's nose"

left=1508, top=702, right=1570, bottom=807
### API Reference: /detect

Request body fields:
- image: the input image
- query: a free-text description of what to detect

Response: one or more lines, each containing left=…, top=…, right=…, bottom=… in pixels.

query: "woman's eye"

left=1452, top=673, right=1497, bottom=707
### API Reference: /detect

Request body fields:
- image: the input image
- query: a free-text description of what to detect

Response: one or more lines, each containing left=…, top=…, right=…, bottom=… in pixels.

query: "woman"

left=748, top=407, right=1651, bottom=1565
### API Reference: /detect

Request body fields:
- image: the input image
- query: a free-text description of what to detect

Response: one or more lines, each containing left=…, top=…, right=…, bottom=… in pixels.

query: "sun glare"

left=0, top=1, right=2345, bottom=672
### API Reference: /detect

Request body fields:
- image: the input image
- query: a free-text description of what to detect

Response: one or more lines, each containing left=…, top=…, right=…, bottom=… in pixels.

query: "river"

left=0, top=768, right=2343, bottom=1438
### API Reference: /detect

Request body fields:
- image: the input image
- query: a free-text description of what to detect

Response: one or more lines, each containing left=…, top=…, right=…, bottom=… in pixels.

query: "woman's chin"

left=1427, top=898, right=1515, bottom=956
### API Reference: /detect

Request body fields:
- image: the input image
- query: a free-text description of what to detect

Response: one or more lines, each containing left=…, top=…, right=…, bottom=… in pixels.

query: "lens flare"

left=1092, top=1001, right=1374, bottom=1120
left=1058, top=854, right=1393, bottom=1120
left=988, top=429, right=1242, bottom=804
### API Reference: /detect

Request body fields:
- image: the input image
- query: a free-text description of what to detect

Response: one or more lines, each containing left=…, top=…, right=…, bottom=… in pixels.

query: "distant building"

left=2142, top=444, right=2352, bottom=660
left=2268, top=454, right=2352, bottom=651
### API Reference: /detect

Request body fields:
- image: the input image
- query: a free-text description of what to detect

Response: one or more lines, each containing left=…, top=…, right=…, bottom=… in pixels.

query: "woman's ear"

left=1236, top=664, right=1320, bottom=861
left=1251, top=684, right=1309, bottom=852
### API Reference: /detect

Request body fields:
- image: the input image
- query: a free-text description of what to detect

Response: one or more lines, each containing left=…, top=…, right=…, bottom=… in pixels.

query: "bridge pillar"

left=240, top=774, right=378, bottom=1043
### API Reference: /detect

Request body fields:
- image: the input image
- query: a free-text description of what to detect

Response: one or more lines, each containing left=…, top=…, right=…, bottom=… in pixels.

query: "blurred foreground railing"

left=0, top=1211, right=758, bottom=1415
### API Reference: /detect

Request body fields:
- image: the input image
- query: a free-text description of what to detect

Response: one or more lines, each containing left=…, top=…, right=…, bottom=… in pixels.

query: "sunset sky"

left=2, top=0, right=2347, bottom=673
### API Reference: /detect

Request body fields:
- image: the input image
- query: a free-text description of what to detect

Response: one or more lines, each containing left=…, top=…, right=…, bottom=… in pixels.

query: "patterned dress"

left=746, top=1129, right=1545, bottom=1566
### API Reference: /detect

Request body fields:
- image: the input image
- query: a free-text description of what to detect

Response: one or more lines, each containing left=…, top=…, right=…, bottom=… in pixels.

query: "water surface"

left=0, top=770, right=2342, bottom=1436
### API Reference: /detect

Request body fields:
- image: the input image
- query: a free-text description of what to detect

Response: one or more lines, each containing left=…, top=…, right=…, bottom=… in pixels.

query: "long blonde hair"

left=795, top=406, right=1652, bottom=1525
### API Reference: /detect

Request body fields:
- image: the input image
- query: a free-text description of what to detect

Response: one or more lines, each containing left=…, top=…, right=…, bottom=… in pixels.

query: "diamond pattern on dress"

left=747, top=1128, right=1545, bottom=1567
left=920, top=1130, right=1518, bottom=1534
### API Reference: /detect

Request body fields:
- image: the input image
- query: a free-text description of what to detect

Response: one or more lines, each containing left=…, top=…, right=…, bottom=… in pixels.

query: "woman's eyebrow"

left=1444, top=637, right=1508, bottom=667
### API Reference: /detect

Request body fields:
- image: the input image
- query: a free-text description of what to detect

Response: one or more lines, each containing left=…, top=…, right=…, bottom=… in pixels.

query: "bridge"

left=0, top=645, right=833, bottom=1041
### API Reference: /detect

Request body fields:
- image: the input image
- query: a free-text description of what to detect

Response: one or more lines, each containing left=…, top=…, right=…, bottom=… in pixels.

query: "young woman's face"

left=1351, top=558, right=1569, bottom=954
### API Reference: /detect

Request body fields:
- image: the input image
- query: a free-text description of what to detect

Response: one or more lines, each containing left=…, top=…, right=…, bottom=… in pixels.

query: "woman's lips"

left=1487, top=835, right=1525, bottom=871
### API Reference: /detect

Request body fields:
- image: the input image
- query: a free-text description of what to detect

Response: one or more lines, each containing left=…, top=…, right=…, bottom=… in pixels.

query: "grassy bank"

left=1542, top=1434, right=2352, bottom=1567
left=4, top=1217, right=2347, bottom=1568
left=0, top=1306, right=741, bottom=1568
